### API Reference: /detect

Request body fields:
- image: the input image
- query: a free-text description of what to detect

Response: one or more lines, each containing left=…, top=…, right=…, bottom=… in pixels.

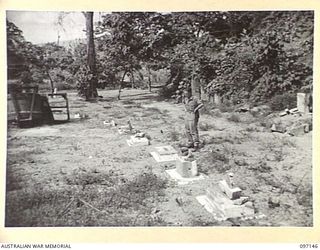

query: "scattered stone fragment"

left=304, top=123, right=311, bottom=133
left=236, top=106, right=250, bottom=113
left=287, top=123, right=310, bottom=136
left=279, top=109, right=290, bottom=117
left=103, top=120, right=116, bottom=126
left=126, top=135, right=150, bottom=146
left=233, top=197, right=249, bottom=206
left=271, top=124, right=286, bottom=133
left=289, top=108, right=298, bottom=114
left=268, top=197, right=280, bottom=208
left=244, top=201, right=254, bottom=208
left=201, top=187, right=255, bottom=220
left=234, top=158, right=248, bottom=166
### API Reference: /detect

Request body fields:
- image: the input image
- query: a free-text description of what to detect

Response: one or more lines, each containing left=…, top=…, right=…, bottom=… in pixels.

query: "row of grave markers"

left=120, top=128, right=265, bottom=222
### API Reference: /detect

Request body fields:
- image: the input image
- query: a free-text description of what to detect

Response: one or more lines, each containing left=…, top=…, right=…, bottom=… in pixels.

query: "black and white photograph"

left=5, top=10, right=313, bottom=228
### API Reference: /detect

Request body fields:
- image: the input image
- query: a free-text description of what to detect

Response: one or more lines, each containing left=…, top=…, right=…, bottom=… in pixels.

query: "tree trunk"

left=118, top=71, right=127, bottom=100
left=131, top=69, right=135, bottom=89
left=191, top=74, right=200, bottom=98
left=46, top=70, right=54, bottom=94
left=147, top=66, right=152, bottom=92
left=83, top=12, right=98, bottom=100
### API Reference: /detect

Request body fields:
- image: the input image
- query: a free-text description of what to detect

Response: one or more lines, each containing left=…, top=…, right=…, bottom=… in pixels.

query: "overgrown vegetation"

left=6, top=169, right=168, bottom=226
left=7, top=11, right=313, bottom=103
left=269, top=92, right=297, bottom=111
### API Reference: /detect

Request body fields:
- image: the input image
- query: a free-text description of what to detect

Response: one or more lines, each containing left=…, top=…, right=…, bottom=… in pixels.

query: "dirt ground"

left=5, top=89, right=313, bottom=227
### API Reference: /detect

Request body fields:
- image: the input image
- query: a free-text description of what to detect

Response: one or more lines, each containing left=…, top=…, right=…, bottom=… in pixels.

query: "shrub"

left=269, top=92, right=297, bottom=111
left=219, top=104, right=234, bottom=113
left=158, top=85, right=176, bottom=99
left=227, top=113, right=241, bottom=123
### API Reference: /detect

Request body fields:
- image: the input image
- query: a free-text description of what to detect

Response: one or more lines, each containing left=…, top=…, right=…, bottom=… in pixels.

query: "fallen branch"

left=55, top=197, right=76, bottom=222
left=294, top=171, right=309, bottom=194
left=78, top=198, right=104, bottom=213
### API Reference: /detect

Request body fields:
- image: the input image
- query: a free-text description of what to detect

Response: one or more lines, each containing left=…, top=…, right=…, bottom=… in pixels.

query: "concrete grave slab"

left=165, top=168, right=205, bottom=185
left=150, top=151, right=178, bottom=162
left=127, top=136, right=150, bottom=146
left=196, top=194, right=255, bottom=221
left=150, top=145, right=179, bottom=162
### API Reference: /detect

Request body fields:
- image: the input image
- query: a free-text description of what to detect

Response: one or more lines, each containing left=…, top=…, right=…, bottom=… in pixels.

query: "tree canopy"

left=7, top=11, right=314, bottom=103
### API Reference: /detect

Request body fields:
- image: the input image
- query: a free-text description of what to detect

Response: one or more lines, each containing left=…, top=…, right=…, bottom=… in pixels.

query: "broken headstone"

left=199, top=185, right=255, bottom=220
left=218, top=179, right=242, bottom=200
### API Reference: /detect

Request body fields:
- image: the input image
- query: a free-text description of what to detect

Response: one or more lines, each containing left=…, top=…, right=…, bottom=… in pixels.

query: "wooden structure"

left=8, top=85, right=70, bottom=127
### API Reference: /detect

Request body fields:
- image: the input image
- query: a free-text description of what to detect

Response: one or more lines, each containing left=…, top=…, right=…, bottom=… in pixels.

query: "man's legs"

left=185, top=119, right=194, bottom=147
left=191, top=117, right=200, bottom=149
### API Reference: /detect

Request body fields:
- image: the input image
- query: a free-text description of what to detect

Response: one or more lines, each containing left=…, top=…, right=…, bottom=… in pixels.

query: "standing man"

left=183, top=87, right=204, bottom=150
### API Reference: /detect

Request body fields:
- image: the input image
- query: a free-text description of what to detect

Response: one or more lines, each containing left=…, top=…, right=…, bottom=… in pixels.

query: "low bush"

left=269, top=93, right=297, bottom=111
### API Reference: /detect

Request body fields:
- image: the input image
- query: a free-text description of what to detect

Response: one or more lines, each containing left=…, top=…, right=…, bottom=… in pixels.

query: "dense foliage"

left=7, top=11, right=313, bottom=102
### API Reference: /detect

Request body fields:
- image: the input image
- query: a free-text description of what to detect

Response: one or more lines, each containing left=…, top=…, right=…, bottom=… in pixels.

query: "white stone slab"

left=155, top=145, right=177, bottom=155
left=150, top=151, right=178, bottom=163
left=197, top=195, right=258, bottom=221
left=127, top=137, right=149, bottom=146
left=196, top=195, right=226, bottom=221
left=165, top=168, right=205, bottom=185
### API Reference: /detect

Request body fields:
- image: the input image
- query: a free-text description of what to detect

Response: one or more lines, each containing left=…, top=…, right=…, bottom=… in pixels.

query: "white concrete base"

left=175, top=156, right=197, bottom=178
left=165, top=169, right=205, bottom=185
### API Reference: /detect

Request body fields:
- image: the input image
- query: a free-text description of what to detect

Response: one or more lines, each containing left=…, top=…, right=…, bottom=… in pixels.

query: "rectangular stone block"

left=218, top=180, right=242, bottom=200
left=176, top=156, right=197, bottom=178
left=297, top=93, right=310, bottom=113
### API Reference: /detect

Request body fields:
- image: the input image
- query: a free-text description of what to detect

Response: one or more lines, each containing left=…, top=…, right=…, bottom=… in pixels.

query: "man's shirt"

left=183, top=96, right=203, bottom=121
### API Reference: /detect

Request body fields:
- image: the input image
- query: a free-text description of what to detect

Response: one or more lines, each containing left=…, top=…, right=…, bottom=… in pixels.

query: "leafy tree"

left=40, top=43, right=75, bottom=92
left=7, top=20, right=40, bottom=82
left=97, top=12, right=145, bottom=99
